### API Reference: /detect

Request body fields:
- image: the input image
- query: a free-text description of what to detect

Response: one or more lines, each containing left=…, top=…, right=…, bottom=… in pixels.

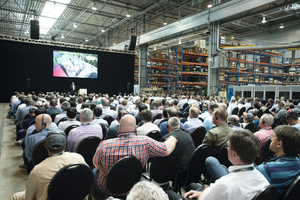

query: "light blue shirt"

left=203, top=116, right=215, bottom=132
left=183, top=118, right=203, bottom=134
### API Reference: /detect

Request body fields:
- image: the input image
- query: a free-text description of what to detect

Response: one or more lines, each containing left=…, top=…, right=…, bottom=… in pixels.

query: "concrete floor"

left=0, top=103, right=27, bottom=199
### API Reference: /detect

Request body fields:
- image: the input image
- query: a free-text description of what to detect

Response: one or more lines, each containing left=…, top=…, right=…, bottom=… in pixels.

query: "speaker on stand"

left=30, top=20, right=39, bottom=39
left=128, top=36, right=137, bottom=51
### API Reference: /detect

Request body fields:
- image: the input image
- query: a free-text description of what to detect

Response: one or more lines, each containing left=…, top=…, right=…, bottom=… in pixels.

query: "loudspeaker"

left=27, top=78, right=31, bottom=89
left=128, top=36, right=137, bottom=51
left=127, top=82, right=132, bottom=93
left=30, top=20, right=39, bottom=39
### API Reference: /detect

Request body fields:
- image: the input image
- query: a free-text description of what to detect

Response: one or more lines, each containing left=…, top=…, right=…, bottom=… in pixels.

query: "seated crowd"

left=7, top=90, right=300, bottom=200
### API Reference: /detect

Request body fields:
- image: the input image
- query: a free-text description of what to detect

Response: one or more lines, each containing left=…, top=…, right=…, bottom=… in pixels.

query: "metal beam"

left=111, top=0, right=297, bottom=49
left=222, top=43, right=300, bottom=51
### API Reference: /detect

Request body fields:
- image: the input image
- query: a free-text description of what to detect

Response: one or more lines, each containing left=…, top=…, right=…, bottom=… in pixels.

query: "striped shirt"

left=256, top=156, right=300, bottom=198
left=93, top=132, right=167, bottom=196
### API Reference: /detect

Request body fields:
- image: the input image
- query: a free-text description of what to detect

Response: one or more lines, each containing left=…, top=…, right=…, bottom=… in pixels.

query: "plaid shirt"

left=93, top=132, right=167, bottom=196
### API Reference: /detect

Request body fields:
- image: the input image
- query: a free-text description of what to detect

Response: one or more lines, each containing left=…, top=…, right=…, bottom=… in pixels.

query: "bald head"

left=35, top=114, right=52, bottom=132
left=119, top=114, right=137, bottom=133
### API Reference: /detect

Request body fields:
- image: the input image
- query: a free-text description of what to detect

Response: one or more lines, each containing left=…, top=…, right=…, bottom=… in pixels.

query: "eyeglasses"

left=225, top=142, right=229, bottom=149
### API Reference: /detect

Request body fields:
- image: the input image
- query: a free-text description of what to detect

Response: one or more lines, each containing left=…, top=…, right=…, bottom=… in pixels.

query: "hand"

left=184, top=190, right=202, bottom=199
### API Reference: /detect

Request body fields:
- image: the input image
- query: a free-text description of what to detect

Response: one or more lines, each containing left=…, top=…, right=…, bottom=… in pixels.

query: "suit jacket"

left=70, top=84, right=76, bottom=91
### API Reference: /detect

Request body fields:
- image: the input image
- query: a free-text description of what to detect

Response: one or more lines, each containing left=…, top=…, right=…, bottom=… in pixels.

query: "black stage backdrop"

left=0, top=40, right=134, bottom=102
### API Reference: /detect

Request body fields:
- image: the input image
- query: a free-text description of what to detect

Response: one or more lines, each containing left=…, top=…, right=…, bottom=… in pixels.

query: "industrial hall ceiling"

left=0, top=0, right=300, bottom=48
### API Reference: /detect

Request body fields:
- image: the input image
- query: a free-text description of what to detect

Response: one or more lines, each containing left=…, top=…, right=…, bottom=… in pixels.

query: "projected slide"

left=53, top=50, right=98, bottom=79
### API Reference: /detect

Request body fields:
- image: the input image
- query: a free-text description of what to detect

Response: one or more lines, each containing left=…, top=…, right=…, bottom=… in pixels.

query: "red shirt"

left=92, top=132, right=167, bottom=196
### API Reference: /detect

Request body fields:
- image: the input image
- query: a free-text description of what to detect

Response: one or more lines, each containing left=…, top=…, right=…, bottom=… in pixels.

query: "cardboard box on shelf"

left=220, top=76, right=224, bottom=81
left=295, top=58, right=300, bottom=64
left=152, top=50, right=162, bottom=59
left=239, top=77, right=244, bottom=82
left=278, top=70, right=283, bottom=75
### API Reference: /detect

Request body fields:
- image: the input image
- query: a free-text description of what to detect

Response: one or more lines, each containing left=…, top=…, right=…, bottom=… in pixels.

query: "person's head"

left=141, top=109, right=152, bottom=122
left=90, top=103, right=97, bottom=111
left=67, top=107, right=77, bottom=119
left=227, top=130, right=259, bottom=165
left=253, top=102, right=260, bottom=109
left=259, top=114, right=274, bottom=128
left=227, top=115, right=240, bottom=127
left=102, top=98, right=110, bottom=107
left=138, top=103, right=147, bottom=113
left=143, top=97, right=150, bottom=104
left=93, top=107, right=103, bottom=117
left=162, top=108, right=169, bottom=118
left=61, top=101, right=71, bottom=111
left=248, top=109, right=257, bottom=118
left=278, top=101, right=285, bottom=109
left=69, top=101, right=77, bottom=108
left=261, top=100, right=267, bottom=106
left=117, top=110, right=129, bottom=122
left=285, top=110, right=299, bottom=125
left=212, top=107, right=228, bottom=125
left=281, top=96, right=285, bottom=102
left=231, top=96, right=236, bottom=103
left=208, top=102, right=219, bottom=114
left=126, top=181, right=168, bottom=200
left=153, top=100, right=161, bottom=108
left=270, top=125, right=300, bottom=157
left=35, top=114, right=51, bottom=132
left=79, top=108, right=93, bottom=123
left=189, top=106, right=199, bottom=118
left=49, top=99, right=57, bottom=107
left=27, top=100, right=35, bottom=106
left=168, top=107, right=178, bottom=118
left=78, top=96, right=83, bottom=104
left=28, top=107, right=36, bottom=116
left=81, top=103, right=90, bottom=109
left=35, top=107, right=47, bottom=116
left=72, top=82, right=75, bottom=85
left=244, top=113, right=254, bottom=123
left=288, top=103, right=295, bottom=110
left=44, top=129, right=67, bottom=155
left=119, top=114, right=137, bottom=133
left=121, top=99, right=128, bottom=106
left=167, top=117, right=180, bottom=132
left=173, top=99, right=179, bottom=106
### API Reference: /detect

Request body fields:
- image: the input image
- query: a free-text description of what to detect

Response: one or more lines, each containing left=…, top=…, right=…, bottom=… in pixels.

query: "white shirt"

left=200, top=111, right=210, bottom=121
left=183, top=118, right=203, bottom=134
left=92, top=117, right=108, bottom=126
left=54, top=112, right=67, bottom=124
left=201, top=164, right=269, bottom=200
left=227, top=102, right=237, bottom=116
left=244, top=103, right=251, bottom=111
left=58, top=119, right=81, bottom=131
left=137, top=122, right=160, bottom=136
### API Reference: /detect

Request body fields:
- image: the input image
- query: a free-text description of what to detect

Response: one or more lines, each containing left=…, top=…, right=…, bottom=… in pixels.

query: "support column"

left=141, top=14, right=145, bottom=34
left=139, top=44, right=148, bottom=94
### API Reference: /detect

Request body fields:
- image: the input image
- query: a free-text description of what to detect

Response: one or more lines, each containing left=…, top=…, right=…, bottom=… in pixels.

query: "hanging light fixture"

left=279, top=23, right=284, bottom=28
left=85, top=38, right=88, bottom=42
left=262, top=16, right=267, bottom=23
left=154, top=46, right=157, bottom=50
left=101, top=27, right=105, bottom=32
left=73, top=23, right=77, bottom=28
left=126, top=14, right=131, bottom=18
left=207, top=2, right=213, bottom=8
left=92, top=1, right=97, bottom=10
left=61, top=34, right=65, bottom=38
left=24, top=29, right=29, bottom=34
left=163, top=22, right=167, bottom=25
left=113, top=43, right=116, bottom=45
left=178, top=38, right=182, bottom=44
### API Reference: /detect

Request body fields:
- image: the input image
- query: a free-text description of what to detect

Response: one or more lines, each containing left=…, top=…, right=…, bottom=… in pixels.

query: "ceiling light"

left=207, top=2, right=213, bottom=8
left=39, top=0, right=72, bottom=35
left=92, top=2, right=97, bottom=11
left=73, top=23, right=77, bottom=28
left=85, top=38, right=88, bottom=42
left=101, top=28, right=105, bottom=32
left=154, top=46, right=157, bottom=50
left=25, top=29, right=29, bottom=34
left=231, top=36, right=235, bottom=39
left=61, top=34, right=64, bottom=38
left=279, top=23, right=284, bottom=28
left=163, top=22, right=167, bottom=25
left=30, top=17, right=34, bottom=20
left=113, top=43, right=116, bottom=45
left=178, top=38, right=182, bottom=44
left=126, top=14, right=131, bottom=18
left=262, top=16, right=267, bottom=23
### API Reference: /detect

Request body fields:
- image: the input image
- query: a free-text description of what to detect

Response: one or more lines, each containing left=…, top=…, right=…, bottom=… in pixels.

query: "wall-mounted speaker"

left=128, top=36, right=137, bottom=51
left=30, top=20, right=39, bottom=39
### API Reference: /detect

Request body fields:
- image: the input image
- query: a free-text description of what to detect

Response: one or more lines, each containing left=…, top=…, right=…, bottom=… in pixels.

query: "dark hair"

left=208, top=102, right=219, bottom=111
left=81, top=103, right=90, bottom=109
left=93, top=107, right=102, bottom=117
left=274, top=125, right=300, bottom=157
left=228, top=130, right=259, bottom=164
left=161, top=98, right=166, bottom=106
left=173, top=99, right=179, bottom=106
left=168, top=107, right=178, bottom=117
left=35, top=107, right=47, bottom=115
left=162, top=108, right=169, bottom=118
left=141, top=109, right=152, bottom=122
left=278, top=102, right=285, bottom=108
left=285, top=110, right=298, bottom=121
left=67, top=107, right=77, bottom=118
left=261, top=100, right=267, bottom=106
left=90, top=103, right=97, bottom=110
left=253, top=102, right=260, bottom=109
left=118, top=110, right=129, bottom=121
left=69, top=101, right=77, bottom=108
left=153, top=100, right=161, bottom=108
left=138, top=103, right=147, bottom=112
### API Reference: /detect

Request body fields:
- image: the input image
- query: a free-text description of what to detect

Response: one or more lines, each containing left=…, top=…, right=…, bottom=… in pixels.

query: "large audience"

left=7, top=90, right=300, bottom=200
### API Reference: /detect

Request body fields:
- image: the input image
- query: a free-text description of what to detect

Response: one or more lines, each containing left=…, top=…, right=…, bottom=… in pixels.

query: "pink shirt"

left=254, top=128, right=274, bottom=158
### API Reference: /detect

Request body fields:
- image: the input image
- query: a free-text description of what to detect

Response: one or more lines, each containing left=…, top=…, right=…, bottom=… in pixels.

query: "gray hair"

left=80, top=108, right=93, bottom=123
left=61, top=101, right=70, bottom=111
left=275, top=99, right=280, bottom=104
left=261, top=114, right=274, bottom=126
left=168, top=117, right=180, bottom=129
left=126, top=181, right=168, bottom=200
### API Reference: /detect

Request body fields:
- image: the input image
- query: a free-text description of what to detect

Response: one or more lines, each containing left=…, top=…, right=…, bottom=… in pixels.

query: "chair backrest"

left=28, top=118, right=36, bottom=127
left=244, top=122, right=255, bottom=133
left=182, top=103, right=189, bottom=111
left=190, top=126, right=206, bottom=148
left=258, top=137, right=275, bottom=164
left=157, top=118, right=168, bottom=127
left=48, top=163, right=94, bottom=200
left=99, top=123, right=109, bottom=139
left=50, top=113, right=59, bottom=122
left=137, top=121, right=144, bottom=127
left=150, top=148, right=181, bottom=185
left=185, top=144, right=213, bottom=185
left=32, top=140, right=49, bottom=166
left=257, top=109, right=264, bottom=118
left=103, top=115, right=114, bottom=126
left=152, top=113, right=162, bottom=123
left=57, top=116, right=68, bottom=126
left=232, top=107, right=239, bottom=115
left=217, top=141, right=232, bottom=168
left=146, top=130, right=162, bottom=141
left=105, top=156, right=142, bottom=198
left=246, top=107, right=253, bottom=112
left=282, top=175, right=300, bottom=200
left=251, top=185, right=278, bottom=200
left=238, top=107, right=246, bottom=117
left=64, top=124, right=80, bottom=137
left=76, top=136, right=101, bottom=168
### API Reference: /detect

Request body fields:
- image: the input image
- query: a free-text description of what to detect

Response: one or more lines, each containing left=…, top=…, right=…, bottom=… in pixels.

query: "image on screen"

left=53, top=50, right=98, bottom=79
